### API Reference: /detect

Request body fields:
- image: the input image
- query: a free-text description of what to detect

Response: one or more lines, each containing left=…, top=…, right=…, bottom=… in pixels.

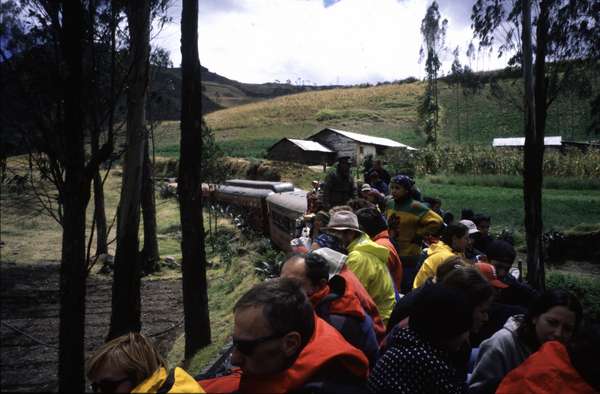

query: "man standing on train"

left=320, top=156, right=356, bottom=209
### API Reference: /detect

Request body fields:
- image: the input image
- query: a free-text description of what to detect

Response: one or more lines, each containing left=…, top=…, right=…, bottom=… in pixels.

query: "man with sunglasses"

left=199, top=278, right=369, bottom=393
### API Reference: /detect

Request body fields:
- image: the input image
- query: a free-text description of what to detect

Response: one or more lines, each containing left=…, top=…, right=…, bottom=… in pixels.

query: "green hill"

left=155, top=71, right=597, bottom=158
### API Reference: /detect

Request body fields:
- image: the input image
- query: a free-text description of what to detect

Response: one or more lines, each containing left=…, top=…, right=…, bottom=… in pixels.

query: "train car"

left=212, top=180, right=295, bottom=235
left=266, top=189, right=308, bottom=252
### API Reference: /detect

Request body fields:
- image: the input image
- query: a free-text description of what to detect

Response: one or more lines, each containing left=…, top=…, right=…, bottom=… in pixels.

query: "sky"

left=153, top=0, right=511, bottom=85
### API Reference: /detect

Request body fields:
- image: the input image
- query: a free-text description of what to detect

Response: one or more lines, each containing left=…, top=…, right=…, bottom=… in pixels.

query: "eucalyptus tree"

left=418, top=1, right=447, bottom=146
left=471, top=0, right=599, bottom=289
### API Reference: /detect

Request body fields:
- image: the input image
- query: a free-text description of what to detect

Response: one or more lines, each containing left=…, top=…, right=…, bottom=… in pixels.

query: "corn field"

left=384, top=146, right=600, bottom=178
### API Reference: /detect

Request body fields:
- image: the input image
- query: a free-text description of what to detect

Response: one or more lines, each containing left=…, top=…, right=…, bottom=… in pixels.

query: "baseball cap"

left=459, top=219, right=480, bottom=235
left=475, top=262, right=509, bottom=288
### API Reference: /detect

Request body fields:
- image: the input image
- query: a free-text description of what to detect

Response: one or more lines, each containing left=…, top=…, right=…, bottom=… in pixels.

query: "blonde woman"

left=87, top=332, right=204, bottom=393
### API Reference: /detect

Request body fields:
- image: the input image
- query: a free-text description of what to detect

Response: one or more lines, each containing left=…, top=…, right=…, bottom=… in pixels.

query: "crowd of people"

left=85, top=157, right=599, bottom=393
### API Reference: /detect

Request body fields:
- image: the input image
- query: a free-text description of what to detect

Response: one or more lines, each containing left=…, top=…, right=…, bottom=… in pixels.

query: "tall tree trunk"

left=522, top=0, right=546, bottom=290
left=108, top=0, right=150, bottom=339
left=180, top=0, right=211, bottom=359
left=93, top=167, right=108, bottom=255
left=141, top=137, right=159, bottom=272
left=58, top=1, right=89, bottom=391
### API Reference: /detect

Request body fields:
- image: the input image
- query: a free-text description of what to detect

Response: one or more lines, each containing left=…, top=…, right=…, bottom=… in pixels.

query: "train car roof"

left=215, top=184, right=274, bottom=198
left=224, top=179, right=295, bottom=193
left=266, top=190, right=308, bottom=213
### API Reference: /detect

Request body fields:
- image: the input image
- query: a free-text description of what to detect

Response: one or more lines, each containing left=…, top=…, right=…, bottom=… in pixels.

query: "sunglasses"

left=90, top=376, right=131, bottom=393
left=232, top=332, right=285, bottom=356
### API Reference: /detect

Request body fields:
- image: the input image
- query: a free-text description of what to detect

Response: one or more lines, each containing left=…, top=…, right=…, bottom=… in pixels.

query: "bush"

left=384, top=146, right=600, bottom=178
left=546, top=271, right=600, bottom=323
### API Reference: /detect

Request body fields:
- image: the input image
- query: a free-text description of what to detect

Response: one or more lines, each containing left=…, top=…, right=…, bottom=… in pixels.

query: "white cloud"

left=153, top=0, right=512, bottom=85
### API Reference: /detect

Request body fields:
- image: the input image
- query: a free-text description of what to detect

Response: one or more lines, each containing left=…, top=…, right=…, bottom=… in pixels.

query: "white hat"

left=459, top=219, right=479, bottom=235
left=322, top=210, right=363, bottom=234
left=311, top=248, right=347, bottom=279
left=361, top=184, right=372, bottom=192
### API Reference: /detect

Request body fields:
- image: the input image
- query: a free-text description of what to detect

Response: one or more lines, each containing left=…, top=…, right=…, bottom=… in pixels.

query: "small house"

left=308, top=127, right=417, bottom=164
left=266, top=138, right=336, bottom=165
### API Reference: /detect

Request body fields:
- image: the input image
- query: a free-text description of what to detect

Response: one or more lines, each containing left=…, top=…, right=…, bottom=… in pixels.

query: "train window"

left=271, top=209, right=292, bottom=233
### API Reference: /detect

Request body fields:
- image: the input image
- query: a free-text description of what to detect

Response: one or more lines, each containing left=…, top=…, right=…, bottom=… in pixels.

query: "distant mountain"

left=149, top=65, right=342, bottom=120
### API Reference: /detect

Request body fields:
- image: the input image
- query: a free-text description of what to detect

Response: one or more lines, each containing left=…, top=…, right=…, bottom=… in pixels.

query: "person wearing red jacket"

left=281, top=253, right=379, bottom=364
left=199, top=278, right=369, bottom=393
left=310, top=247, right=387, bottom=343
left=497, top=323, right=600, bottom=394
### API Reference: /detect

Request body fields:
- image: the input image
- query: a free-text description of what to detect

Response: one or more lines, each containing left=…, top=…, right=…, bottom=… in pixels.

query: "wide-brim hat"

left=322, top=210, right=364, bottom=234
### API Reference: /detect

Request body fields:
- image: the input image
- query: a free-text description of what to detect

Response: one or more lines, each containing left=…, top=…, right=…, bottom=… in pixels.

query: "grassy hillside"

left=152, top=71, right=598, bottom=158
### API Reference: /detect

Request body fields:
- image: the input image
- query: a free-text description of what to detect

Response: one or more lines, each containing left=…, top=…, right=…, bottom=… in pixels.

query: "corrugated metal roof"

left=492, top=136, right=562, bottom=147
left=322, top=128, right=418, bottom=150
left=287, top=138, right=334, bottom=153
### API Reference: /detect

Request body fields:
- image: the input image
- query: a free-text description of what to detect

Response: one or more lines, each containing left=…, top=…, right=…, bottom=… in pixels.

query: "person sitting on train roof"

left=485, top=240, right=538, bottom=308
left=359, top=184, right=386, bottom=212
left=280, top=253, right=379, bottom=365
left=472, top=213, right=493, bottom=255
left=385, top=175, right=443, bottom=293
left=468, top=288, right=583, bottom=394
left=458, top=219, right=484, bottom=261
left=367, top=169, right=389, bottom=195
left=368, top=284, right=475, bottom=394
left=372, top=159, right=391, bottom=185
left=87, top=332, right=204, bottom=393
left=496, top=323, right=600, bottom=394
left=198, top=278, right=369, bottom=393
left=355, top=207, right=403, bottom=294
left=413, top=222, right=470, bottom=289
left=319, top=156, right=357, bottom=210
left=311, top=247, right=387, bottom=343
left=322, top=210, right=397, bottom=324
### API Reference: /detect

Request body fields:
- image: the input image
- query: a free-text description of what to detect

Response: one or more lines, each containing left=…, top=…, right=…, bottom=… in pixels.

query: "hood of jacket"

left=426, top=240, right=453, bottom=257
left=348, top=234, right=390, bottom=263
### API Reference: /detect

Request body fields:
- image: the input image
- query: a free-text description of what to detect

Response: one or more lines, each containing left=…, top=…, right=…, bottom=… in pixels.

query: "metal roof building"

left=308, top=127, right=417, bottom=164
left=492, top=136, right=562, bottom=147
left=266, top=138, right=336, bottom=165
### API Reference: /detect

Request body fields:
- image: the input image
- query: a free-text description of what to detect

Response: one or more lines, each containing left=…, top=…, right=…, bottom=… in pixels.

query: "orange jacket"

left=309, top=279, right=365, bottom=320
left=199, top=315, right=369, bottom=393
left=339, top=266, right=387, bottom=343
left=496, top=341, right=597, bottom=394
left=371, top=229, right=403, bottom=292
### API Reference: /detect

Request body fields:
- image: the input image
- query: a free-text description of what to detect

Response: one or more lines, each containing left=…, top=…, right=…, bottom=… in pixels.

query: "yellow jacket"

left=133, top=367, right=205, bottom=393
left=412, top=241, right=456, bottom=289
left=346, top=234, right=396, bottom=323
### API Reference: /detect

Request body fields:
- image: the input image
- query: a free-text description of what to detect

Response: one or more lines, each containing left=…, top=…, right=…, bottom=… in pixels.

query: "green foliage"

left=426, top=174, right=600, bottom=191
left=384, top=146, right=600, bottom=178
left=546, top=271, right=600, bottom=323
left=253, top=239, right=285, bottom=279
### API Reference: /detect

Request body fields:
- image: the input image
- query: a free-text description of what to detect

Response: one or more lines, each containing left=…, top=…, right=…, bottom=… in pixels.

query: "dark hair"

left=568, top=323, right=600, bottom=390
left=435, top=256, right=470, bottom=282
left=314, top=211, right=330, bottom=226
left=518, top=289, right=584, bottom=349
left=473, top=213, right=491, bottom=225
left=347, top=198, right=374, bottom=211
left=461, top=209, right=474, bottom=221
left=234, top=278, right=315, bottom=347
left=303, top=253, right=330, bottom=287
left=441, top=266, right=494, bottom=309
left=410, top=284, right=473, bottom=343
left=443, top=211, right=455, bottom=225
left=441, top=223, right=468, bottom=246
left=356, top=207, right=387, bottom=237
left=486, top=240, right=516, bottom=264
left=423, top=196, right=441, bottom=206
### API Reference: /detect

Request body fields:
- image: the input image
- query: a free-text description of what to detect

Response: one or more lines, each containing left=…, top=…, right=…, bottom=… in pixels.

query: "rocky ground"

left=0, top=261, right=183, bottom=392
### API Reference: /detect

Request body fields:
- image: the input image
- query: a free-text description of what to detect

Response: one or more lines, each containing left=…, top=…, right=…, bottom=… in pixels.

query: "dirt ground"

left=0, top=261, right=184, bottom=392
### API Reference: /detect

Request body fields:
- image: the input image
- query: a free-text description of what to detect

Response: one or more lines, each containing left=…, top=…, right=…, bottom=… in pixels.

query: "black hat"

left=410, top=284, right=473, bottom=342
left=486, top=240, right=516, bottom=264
